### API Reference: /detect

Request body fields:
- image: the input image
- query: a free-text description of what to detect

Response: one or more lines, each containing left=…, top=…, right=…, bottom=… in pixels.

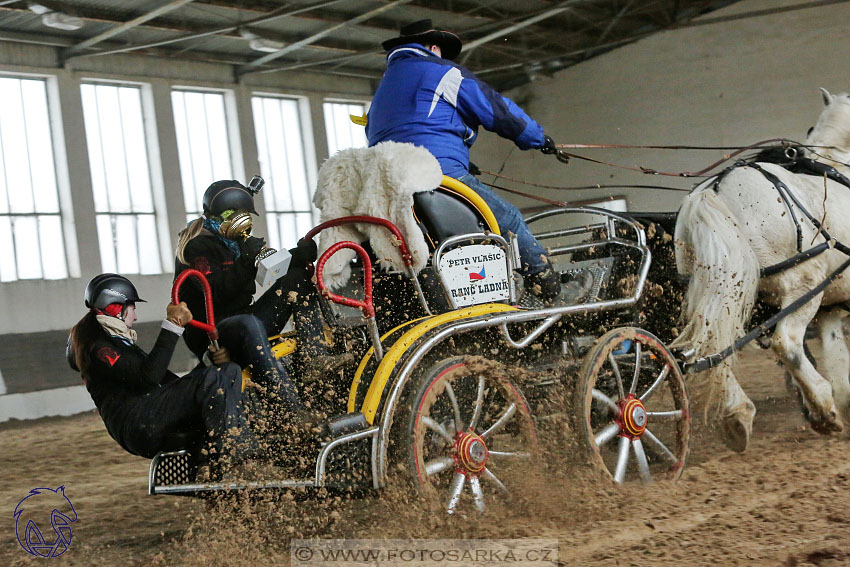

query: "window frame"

left=80, top=78, right=171, bottom=275
left=170, top=86, right=245, bottom=222
left=250, top=92, right=319, bottom=250
left=322, top=97, right=370, bottom=157
left=0, top=71, right=77, bottom=282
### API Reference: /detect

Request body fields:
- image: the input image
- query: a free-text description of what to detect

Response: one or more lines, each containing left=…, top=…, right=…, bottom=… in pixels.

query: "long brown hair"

left=69, top=310, right=103, bottom=375
left=175, top=217, right=204, bottom=264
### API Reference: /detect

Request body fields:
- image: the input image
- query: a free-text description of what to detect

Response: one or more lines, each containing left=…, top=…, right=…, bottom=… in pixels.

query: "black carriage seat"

left=412, top=183, right=496, bottom=251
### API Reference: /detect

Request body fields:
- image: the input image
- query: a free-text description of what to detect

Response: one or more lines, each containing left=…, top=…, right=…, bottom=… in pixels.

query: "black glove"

left=239, top=235, right=266, bottom=263
left=540, top=135, right=557, bottom=155
left=289, top=238, right=318, bottom=268
left=468, top=161, right=482, bottom=176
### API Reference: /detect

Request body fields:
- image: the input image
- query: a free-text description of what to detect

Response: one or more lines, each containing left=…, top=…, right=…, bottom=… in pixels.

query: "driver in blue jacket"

left=366, top=19, right=562, bottom=301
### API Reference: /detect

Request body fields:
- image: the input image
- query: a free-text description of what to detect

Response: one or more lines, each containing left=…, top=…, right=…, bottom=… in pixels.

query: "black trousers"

left=217, top=314, right=302, bottom=412
left=113, top=362, right=257, bottom=460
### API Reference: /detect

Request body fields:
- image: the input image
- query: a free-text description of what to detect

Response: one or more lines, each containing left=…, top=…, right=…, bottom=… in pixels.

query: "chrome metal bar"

left=407, top=265, right=433, bottom=316
left=546, top=238, right=646, bottom=257
left=316, top=426, right=379, bottom=486
left=594, top=422, right=621, bottom=447
left=525, top=206, right=646, bottom=246
left=640, top=365, right=670, bottom=401
left=152, top=479, right=316, bottom=495
left=646, top=410, right=684, bottom=419
left=642, top=429, right=677, bottom=463
left=481, top=404, right=516, bottom=439
left=592, top=389, right=620, bottom=414
left=609, top=353, right=625, bottom=400
left=447, top=472, right=466, bottom=514
left=366, top=318, right=384, bottom=361
left=371, top=432, right=380, bottom=489
left=613, top=436, right=631, bottom=484
left=632, top=438, right=653, bottom=483
left=470, top=376, right=485, bottom=431
left=629, top=341, right=643, bottom=395
left=445, top=382, right=464, bottom=432
left=422, top=416, right=454, bottom=444
left=499, top=314, right=562, bottom=348
left=532, top=222, right=608, bottom=240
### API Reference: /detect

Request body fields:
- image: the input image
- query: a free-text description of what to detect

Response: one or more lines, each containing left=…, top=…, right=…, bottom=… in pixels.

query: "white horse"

left=673, top=88, right=850, bottom=452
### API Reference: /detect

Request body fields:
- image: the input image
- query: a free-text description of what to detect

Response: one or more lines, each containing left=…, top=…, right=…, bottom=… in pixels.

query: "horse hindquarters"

left=674, top=183, right=760, bottom=451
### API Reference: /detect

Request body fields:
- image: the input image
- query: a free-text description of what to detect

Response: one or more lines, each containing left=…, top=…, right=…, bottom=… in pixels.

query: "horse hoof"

left=809, top=413, right=843, bottom=435
left=721, top=414, right=751, bottom=453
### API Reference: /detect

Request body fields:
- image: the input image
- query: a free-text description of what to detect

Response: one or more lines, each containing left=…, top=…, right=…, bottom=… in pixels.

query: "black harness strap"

left=760, top=241, right=831, bottom=278
left=794, top=157, right=850, bottom=189
left=748, top=162, right=829, bottom=252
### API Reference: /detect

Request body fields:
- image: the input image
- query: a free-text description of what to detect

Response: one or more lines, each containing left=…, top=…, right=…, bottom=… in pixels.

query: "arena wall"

left=470, top=0, right=850, bottom=214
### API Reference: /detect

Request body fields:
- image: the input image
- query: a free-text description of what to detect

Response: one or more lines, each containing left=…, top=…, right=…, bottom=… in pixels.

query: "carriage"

left=147, top=163, right=691, bottom=514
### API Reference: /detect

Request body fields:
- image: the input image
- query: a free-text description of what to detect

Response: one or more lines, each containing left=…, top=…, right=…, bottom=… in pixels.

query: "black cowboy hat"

left=381, top=19, right=462, bottom=61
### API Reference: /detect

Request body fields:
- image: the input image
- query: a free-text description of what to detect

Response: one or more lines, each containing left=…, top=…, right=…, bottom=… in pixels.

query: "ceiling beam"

left=62, top=0, right=197, bottom=58
left=458, top=0, right=588, bottom=63
left=59, top=0, right=355, bottom=60
left=239, top=0, right=412, bottom=71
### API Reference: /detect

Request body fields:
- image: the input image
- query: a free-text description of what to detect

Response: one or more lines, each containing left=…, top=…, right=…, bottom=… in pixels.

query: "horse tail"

left=673, top=180, right=760, bottom=405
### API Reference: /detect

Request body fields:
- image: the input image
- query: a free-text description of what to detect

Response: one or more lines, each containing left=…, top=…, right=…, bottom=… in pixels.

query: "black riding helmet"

left=84, top=273, right=146, bottom=310
left=202, top=180, right=258, bottom=216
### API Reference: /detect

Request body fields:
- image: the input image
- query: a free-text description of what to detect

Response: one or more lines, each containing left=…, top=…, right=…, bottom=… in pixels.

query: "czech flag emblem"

left=469, top=266, right=486, bottom=281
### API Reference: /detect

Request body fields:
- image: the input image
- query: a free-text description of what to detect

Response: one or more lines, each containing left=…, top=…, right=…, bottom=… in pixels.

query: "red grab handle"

left=303, top=215, right=413, bottom=268
left=171, top=269, right=218, bottom=341
left=315, top=241, right=375, bottom=318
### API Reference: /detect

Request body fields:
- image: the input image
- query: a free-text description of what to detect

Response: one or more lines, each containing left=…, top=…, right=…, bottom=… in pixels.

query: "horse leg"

left=772, top=298, right=843, bottom=434
left=816, top=309, right=850, bottom=426
left=717, top=363, right=756, bottom=452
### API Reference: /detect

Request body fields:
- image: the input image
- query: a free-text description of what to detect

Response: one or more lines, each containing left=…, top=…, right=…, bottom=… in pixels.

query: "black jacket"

left=175, top=231, right=257, bottom=357
left=82, top=326, right=181, bottom=450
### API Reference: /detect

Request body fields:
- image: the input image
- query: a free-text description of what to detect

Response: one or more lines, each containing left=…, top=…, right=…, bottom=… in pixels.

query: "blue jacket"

left=366, top=44, right=546, bottom=178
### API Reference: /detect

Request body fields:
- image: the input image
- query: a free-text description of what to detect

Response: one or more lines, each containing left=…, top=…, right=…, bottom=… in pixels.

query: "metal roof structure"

left=1, top=0, right=823, bottom=90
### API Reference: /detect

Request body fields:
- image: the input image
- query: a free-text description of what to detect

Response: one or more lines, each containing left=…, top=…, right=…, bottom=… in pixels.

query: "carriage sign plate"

left=438, top=244, right=511, bottom=307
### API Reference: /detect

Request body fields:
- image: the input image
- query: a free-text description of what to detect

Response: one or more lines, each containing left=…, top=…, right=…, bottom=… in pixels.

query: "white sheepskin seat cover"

left=312, top=141, right=442, bottom=289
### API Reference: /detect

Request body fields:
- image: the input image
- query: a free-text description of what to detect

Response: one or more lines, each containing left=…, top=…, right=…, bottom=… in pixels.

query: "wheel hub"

left=618, top=395, right=648, bottom=438
left=453, top=431, right=489, bottom=475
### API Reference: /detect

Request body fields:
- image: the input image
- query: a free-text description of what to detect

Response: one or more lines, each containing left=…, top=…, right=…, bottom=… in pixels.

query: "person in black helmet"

left=174, top=178, right=321, bottom=403
left=66, top=274, right=261, bottom=465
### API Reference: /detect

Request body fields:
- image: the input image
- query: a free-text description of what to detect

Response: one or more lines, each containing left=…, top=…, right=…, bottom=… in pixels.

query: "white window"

left=81, top=83, right=162, bottom=275
left=323, top=101, right=368, bottom=156
left=0, top=76, right=68, bottom=282
left=252, top=95, right=314, bottom=250
left=171, top=90, right=233, bottom=222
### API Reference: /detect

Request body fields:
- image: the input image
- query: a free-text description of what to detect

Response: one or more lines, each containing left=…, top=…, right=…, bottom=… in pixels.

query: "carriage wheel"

left=402, top=356, right=539, bottom=514
left=575, top=327, right=689, bottom=483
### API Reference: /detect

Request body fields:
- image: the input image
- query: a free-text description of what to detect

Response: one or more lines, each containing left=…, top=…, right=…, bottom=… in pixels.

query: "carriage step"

left=327, top=412, right=370, bottom=437
left=151, top=478, right=317, bottom=496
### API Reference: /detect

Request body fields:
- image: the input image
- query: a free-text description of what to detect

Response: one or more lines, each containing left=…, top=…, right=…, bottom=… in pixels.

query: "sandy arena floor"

left=2, top=344, right=850, bottom=567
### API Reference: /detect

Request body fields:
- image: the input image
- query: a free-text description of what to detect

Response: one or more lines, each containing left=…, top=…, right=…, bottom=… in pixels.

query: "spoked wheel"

left=576, top=327, right=689, bottom=483
left=403, top=356, right=539, bottom=514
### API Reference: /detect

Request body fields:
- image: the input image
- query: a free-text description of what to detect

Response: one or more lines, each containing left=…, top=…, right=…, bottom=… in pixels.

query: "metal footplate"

left=148, top=414, right=379, bottom=496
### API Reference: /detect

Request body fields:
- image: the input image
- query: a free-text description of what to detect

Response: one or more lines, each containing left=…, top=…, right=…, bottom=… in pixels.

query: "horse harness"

left=711, top=150, right=850, bottom=278
left=687, top=152, right=850, bottom=373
